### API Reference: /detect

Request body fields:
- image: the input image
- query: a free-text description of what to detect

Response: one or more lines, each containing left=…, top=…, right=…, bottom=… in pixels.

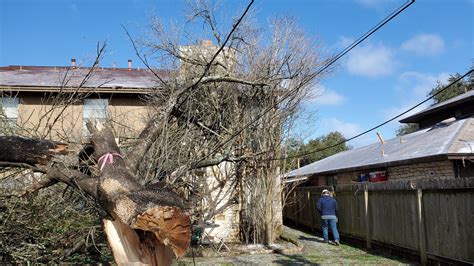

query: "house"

left=0, top=60, right=244, bottom=241
left=0, top=40, right=283, bottom=243
left=0, top=61, right=162, bottom=142
left=285, top=90, right=474, bottom=186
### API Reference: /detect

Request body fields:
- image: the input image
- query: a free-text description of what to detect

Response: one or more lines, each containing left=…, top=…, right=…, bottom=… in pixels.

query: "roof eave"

left=447, top=153, right=474, bottom=160
left=0, top=85, right=158, bottom=94
left=399, top=94, right=474, bottom=123
left=306, top=154, right=450, bottom=176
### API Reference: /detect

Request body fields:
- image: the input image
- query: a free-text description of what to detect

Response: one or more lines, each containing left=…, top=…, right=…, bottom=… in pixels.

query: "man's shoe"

left=335, top=240, right=340, bottom=246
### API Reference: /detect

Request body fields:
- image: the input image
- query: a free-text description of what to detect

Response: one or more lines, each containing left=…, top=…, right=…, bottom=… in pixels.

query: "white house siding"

left=201, top=161, right=240, bottom=242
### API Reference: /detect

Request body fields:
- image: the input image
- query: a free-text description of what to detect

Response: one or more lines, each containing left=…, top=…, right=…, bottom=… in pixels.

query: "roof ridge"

left=0, top=65, right=159, bottom=71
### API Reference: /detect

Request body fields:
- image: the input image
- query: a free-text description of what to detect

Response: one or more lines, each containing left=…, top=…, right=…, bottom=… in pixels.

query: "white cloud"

left=364, top=71, right=449, bottom=137
left=355, top=0, right=397, bottom=9
left=401, top=34, right=445, bottom=56
left=322, top=118, right=361, bottom=137
left=335, top=36, right=354, bottom=49
left=382, top=104, right=428, bottom=122
left=308, top=86, right=347, bottom=106
left=380, top=71, right=450, bottom=133
left=396, top=71, right=450, bottom=100
left=346, top=43, right=397, bottom=78
left=320, top=118, right=374, bottom=147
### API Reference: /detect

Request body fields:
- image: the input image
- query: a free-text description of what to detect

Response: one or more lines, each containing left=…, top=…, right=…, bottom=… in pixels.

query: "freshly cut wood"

left=88, top=122, right=191, bottom=264
left=104, top=219, right=176, bottom=266
left=102, top=186, right=191, bottom=264
left=131, top=206, right=191, bottom=257
left=0, top=123, right=192, bottom=265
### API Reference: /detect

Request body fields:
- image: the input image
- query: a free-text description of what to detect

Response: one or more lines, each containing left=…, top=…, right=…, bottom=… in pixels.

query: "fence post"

left=307, top=189, right=313, bottom=230
left=364, top=184, right=371, bottom=249
left=417, top=189, right=427, bottom=265
left=294, top=191, right=299, bottom=226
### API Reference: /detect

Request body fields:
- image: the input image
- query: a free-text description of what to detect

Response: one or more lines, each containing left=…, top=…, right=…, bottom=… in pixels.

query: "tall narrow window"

left=83, top=98, right=108, bottom=136
left=0, top=97, right=19, bottom=134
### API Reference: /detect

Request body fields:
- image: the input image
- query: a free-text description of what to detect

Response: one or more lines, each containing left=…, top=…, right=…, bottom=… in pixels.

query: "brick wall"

left=309, top=160, right=456, bottom=185
left=388, top=160, right=454, bottom=180
left=337, top=172, right=354, bottom=184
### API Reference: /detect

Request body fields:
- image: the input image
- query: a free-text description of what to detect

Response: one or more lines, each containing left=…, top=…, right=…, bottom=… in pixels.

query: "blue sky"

left=1, top=0, right=473, bottom=147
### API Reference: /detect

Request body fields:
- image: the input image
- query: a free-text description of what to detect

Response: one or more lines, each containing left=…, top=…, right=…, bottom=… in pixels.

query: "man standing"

left=316, top=189, right=340, bottom=245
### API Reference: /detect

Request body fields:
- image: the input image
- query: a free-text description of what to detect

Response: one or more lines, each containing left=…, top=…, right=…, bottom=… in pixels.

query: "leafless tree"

left=131, top=1, right=329, bottom=245
left=0, top=0, right=330, bottom=264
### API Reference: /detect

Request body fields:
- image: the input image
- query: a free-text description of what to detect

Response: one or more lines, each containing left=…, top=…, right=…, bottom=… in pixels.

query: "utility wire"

left=309, top=0, right=414, bottom=80
left=176, top=0, right=254, bottom=111
left=279, top=69, right=473, bottom=161
left=190, top=0, right=415, bottom=168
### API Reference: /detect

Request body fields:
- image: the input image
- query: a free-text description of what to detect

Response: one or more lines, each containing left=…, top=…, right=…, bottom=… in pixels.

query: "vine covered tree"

left=0, top=0, right=333, bottom=263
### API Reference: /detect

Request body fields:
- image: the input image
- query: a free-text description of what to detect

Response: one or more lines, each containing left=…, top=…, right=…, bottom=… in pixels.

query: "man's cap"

left=322, top=189, right=330, bottom=195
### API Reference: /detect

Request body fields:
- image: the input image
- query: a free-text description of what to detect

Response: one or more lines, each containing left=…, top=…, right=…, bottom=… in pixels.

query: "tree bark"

left=0, top=136, right=67, bottom=165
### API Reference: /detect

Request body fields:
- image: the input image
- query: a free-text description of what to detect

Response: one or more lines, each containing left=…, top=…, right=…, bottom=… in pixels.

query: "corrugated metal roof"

left=285, top=117, right=474, bottom=177
left=0, top=65, right=167, bottom=90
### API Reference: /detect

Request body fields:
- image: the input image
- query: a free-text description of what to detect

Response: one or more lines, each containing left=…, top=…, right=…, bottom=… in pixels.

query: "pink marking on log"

left=98, top=152, right=123, bottom=172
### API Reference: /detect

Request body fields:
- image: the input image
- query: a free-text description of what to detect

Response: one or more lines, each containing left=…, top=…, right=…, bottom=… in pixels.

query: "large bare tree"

left=0, top=0, right=330, bottom=264
left=137, top=2, right=328, bottom=245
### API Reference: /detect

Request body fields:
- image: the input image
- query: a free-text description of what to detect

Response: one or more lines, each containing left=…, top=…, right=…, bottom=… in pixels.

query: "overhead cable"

left=279, top=69, right=473, bottom=161
left=191, top=0, right=415, bottom=168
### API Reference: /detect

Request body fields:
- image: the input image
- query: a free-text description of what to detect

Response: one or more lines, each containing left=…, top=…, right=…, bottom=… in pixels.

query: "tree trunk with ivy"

left=0, top=1, right=332, bottom=263
left=0, top=123, right=191, bottom=265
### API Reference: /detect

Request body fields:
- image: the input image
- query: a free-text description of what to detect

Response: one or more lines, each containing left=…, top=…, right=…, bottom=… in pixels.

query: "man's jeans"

left=321, top=218, right=340, bottom=242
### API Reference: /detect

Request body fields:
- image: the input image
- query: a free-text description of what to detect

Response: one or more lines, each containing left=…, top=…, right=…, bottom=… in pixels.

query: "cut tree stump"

left=88, top=122, right=191, bottom=265
left=104, top=219, right=176, bottom=265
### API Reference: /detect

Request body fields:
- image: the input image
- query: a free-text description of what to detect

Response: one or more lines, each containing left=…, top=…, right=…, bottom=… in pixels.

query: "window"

left=83, top=98, right=108, bottom=136
left=326, top=175, right=337, bottom=187
left=0, top=97, right=19, bottom=134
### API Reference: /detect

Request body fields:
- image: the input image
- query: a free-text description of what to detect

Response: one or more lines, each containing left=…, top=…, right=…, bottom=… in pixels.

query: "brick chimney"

left=199, top=39, right=213, bottom=47
left=128, top=59, right=132, bottom=71
left=71, top=58, right=77, bottom=69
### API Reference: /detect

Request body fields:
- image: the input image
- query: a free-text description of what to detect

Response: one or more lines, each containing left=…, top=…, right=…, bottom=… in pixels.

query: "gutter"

left=288, top=154, right=450, bottom=178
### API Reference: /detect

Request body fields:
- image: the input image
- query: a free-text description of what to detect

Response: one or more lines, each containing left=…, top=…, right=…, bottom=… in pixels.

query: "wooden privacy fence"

left=283, top=178, right=474, bottom=264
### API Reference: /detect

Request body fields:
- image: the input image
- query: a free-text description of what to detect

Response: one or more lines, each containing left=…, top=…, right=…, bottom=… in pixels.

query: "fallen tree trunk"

left=0, top=125, right=191, bottom=265
left=0, top=136, right=68, bottom=165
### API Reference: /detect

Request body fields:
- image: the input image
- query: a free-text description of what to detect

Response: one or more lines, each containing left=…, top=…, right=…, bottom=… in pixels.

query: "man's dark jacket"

left=316, top=195, right=338, bottom=216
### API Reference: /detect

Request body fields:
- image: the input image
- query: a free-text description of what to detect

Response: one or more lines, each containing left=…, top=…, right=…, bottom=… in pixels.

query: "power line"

left=176, top=0, right=255, bottom=111
left=309, top=0, right=414, bottom=80
left=279, top=69, right=473, bottom=161
left=190, top=0, right=415, bottom=168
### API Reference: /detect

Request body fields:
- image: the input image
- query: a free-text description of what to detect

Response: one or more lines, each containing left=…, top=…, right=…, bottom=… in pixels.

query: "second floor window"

left=83, top=98, right=108, bottom=136
left=0, top=97, right=19, bottom=134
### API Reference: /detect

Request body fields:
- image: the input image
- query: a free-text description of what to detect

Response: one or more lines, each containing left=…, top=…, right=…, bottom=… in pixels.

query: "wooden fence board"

left=423, top=190, right=474, bottom=262
left=283, top=179, right=474, bottom=263
left=337, top=191, right=365, bottom=237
